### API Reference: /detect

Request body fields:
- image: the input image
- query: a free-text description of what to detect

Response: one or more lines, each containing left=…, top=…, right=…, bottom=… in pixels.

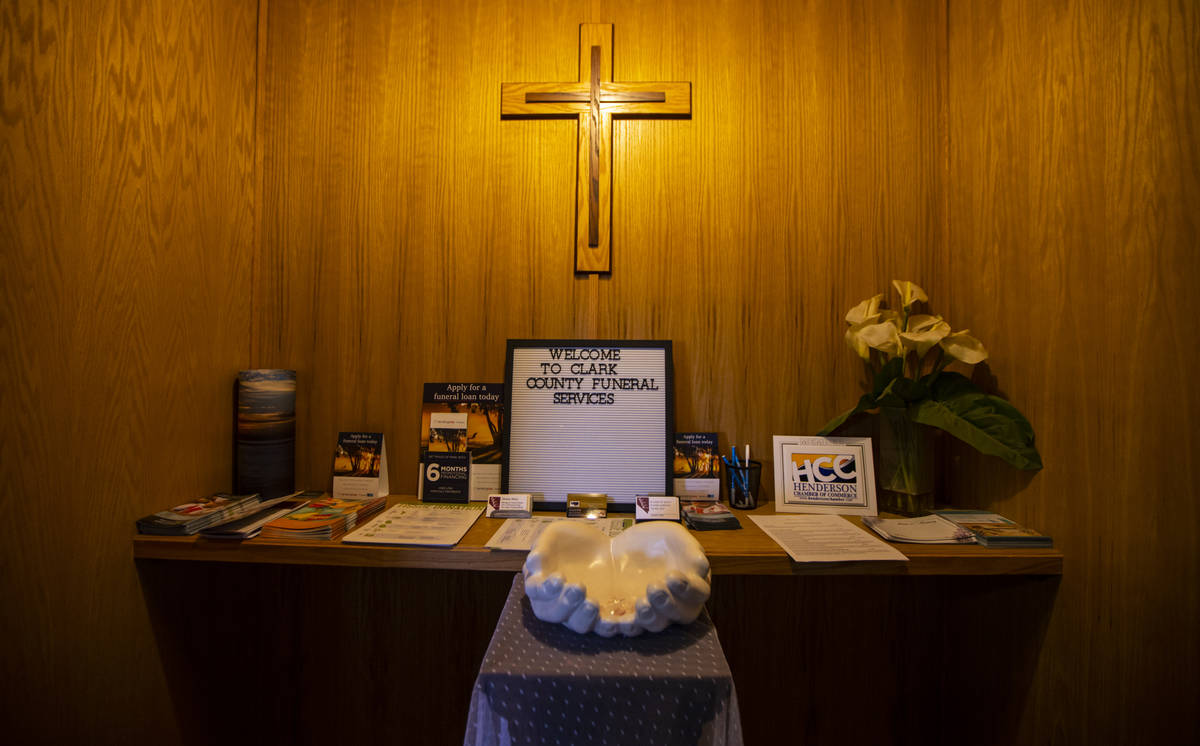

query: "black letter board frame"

left=502, top=339, right=674, bottom=512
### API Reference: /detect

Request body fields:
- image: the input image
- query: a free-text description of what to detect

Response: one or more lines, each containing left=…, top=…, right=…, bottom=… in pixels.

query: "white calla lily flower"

left=940, top=329, right=988, bottom=364
left=906, top=314, right=943, bottom=332
left=845, top=293, right=884, bottom=325
left=891, top=280, right=928, bottom=309
left=900, top=315, right=951, bottom=357
left=827, top=284, right=1040, bottom=475
left=857, top=320, right=903, bottom=358
left=844, top=321, right=875, bottom=360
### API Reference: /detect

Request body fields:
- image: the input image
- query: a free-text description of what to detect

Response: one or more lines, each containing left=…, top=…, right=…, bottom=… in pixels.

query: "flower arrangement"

left=819, top=281, right=1041, bottom=512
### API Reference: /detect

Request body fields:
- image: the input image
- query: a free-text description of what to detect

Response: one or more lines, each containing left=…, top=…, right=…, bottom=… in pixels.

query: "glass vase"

left=876, top=407, right=935, bottom=516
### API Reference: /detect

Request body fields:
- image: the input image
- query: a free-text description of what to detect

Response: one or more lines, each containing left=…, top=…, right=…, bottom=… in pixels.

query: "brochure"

left=419, top=383, right=505, bottom=501
left=862, top=514, right=977, bottom=544
left=673, top=432, right=720, bottom=501
left=332, top=432, right=389, bottom=499
left=343, top=503, right=485, bottom=547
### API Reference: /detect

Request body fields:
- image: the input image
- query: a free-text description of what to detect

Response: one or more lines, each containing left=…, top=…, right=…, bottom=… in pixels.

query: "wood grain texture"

left=502, top=82, right=592, bottom=114
left=248, top=2, right=948, bottom=743
left=578, top=101, right=611, bottom=268
left=0, top=0, right=258, bottom=743
left=944, top=1, right=1200, bottom=743
left=709, top=572, right=1060, bottom=745
left=603, top=81, right=690, bottom=113
left=4, top=0, right=1194, bottom=743
left=136, top=559, right=513, bottom=746
left=251, top=0, right=1196, bottom=742
left=255, top=0, right=944, bottom=505
left=502, top=23, right=692, bottom=272
left=588, top=41, right=603, bottom=250
left=503, top=81, right=688, bottom=113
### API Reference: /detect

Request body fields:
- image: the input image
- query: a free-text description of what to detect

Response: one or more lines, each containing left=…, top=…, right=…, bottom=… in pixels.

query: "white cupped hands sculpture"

left=523, top=520, right=711, bottom=637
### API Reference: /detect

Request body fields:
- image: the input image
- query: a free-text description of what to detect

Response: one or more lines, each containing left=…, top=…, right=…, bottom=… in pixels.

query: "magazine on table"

left=199, top=492, right=312, bottom=539
left=136, top=493, right=261, bottom=536
left=259, top=495, right=386, bottom=541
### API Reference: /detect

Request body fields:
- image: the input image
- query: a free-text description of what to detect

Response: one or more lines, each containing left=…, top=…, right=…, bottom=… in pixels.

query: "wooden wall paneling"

left=946, top=0, right=1200, bottom=743
left=257, top=0, right=590, bottom=490
left=256, top=0, right=946, bottom=494
left=595, top=0, right=946, bottom=476
left=250, top=3, right=952, bottom=742
left=255, top=0, right=947, bottom=493
left=147, top=0, right=1198, bottom=743
left=20, top=0, right=1200, bottom=743
left=0, top=0, right=258, bottom=743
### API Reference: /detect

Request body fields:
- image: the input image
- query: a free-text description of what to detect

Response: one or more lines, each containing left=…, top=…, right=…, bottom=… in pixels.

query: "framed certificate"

left=503, top=340, right=673, bottom=511
left=772, top=435, right=877, bottom=516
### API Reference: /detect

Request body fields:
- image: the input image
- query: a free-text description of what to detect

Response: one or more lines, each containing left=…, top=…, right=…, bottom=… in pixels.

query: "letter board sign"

left=503, top=339, right=674, bottom=511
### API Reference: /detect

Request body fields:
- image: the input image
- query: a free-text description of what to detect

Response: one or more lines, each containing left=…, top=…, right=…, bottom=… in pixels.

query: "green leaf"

left=909, top=372, right=1043, bottom=471
left=871, top=357, right=904, bottom=398
left=817, top=393, right=877, bottom=436
left=876, top=376, right=930, bottom=408
left=820, top=358, right=908, bottom=436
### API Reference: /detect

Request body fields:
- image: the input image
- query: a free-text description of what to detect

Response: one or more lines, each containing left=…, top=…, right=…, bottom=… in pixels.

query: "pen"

left=730, top=445, right=748, bottom=495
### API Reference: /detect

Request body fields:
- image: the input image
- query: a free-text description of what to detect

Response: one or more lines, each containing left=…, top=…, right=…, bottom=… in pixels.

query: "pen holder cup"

left=721, top=460, right=762, bottom=510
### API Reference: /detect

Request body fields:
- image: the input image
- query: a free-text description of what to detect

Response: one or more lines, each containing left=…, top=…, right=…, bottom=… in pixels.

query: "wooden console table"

left=134, top=496, right=1061, bottom=745
left=133, top=495, right=1062, bottom=576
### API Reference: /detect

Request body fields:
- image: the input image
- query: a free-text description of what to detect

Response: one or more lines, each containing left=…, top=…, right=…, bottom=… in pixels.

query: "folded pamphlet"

left=862, top=514, right=976, bottom=544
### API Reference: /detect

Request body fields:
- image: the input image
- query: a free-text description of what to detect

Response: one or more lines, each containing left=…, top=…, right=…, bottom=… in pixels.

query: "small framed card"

left=772, top=435, right=877, bottom=516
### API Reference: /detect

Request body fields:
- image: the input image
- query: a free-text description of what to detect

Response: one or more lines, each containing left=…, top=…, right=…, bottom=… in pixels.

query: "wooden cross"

left=502, top=24, right=691, bottom=274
